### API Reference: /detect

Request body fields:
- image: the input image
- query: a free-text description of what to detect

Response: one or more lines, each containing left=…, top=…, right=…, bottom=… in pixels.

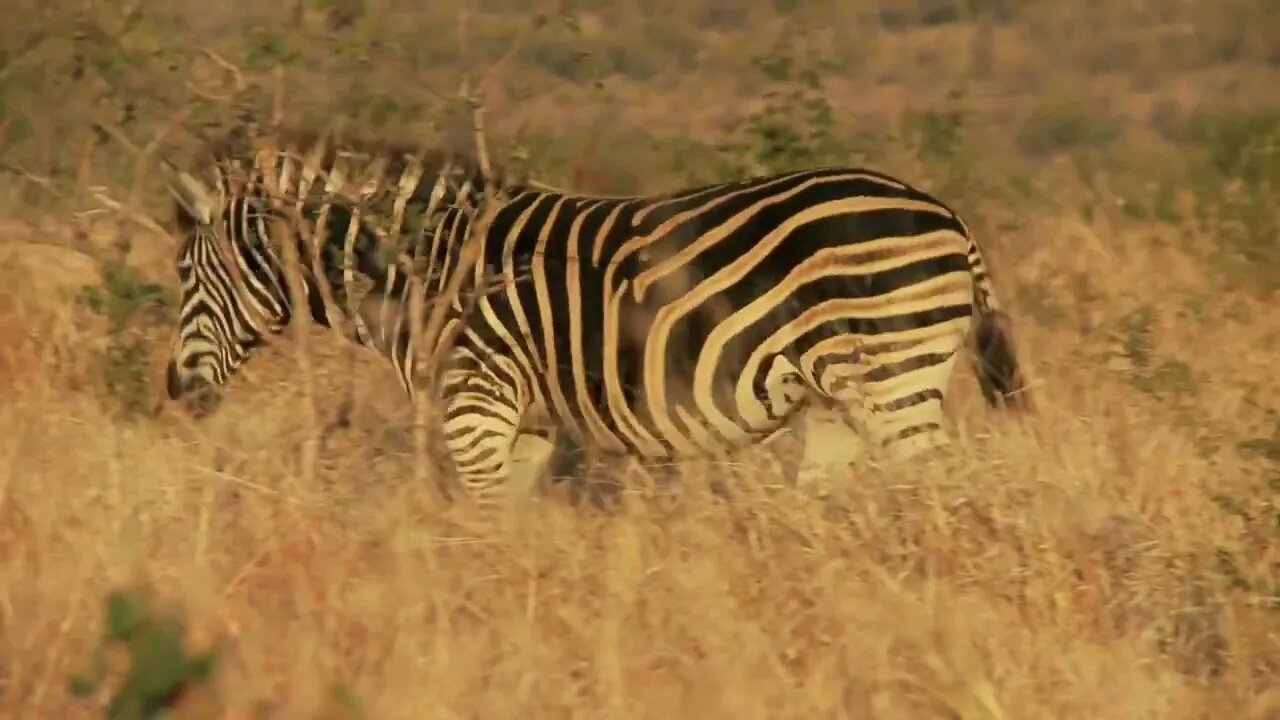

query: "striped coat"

left=163, top=127, right=1030, bottom=509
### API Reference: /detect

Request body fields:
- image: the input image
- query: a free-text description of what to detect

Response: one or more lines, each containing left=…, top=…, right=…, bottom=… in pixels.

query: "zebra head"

left=162, top=161, right=327, bottom=415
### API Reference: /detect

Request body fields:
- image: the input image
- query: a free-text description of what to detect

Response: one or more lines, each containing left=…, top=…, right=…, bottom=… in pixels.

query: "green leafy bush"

left=77, top=257, right=171, bottom=419
left=69, top=588, right=220, bottom=720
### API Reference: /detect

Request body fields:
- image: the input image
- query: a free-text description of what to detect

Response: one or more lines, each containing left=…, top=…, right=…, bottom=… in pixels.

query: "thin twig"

left=83, top=186, right=170, bottom=240
left=403, top=9, right=557, bottom=506
left=203, top=49, right=247, bottom=92
left=0, top=31, right=48, bottom=86
left=473, top=13, right=550, bottom=98
left=184, top=49, right=248, bottom=104
left=266, top=77, right=325, bottom=494
left=271, top=64, right=285, bottom=130
left=88, top=105, right=192, bottom=260
left=190, top=464, right=307, bottom=503
left=407, top=263, right=433, bottom=493
left=0, top=163, right=62, bottom=200
left=258, top=134, right=321, bottom=494
left=126, top=107, right=193, bottom=241
left=88, top=119, right=141, bottom=156
left=75, top=135, right=97, bottom=198
left=453, top=12, right=550, bottom=178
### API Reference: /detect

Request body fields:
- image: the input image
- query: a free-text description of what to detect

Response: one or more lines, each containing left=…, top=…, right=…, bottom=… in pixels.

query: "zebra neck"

left=297, top=159, right=524, bottom=359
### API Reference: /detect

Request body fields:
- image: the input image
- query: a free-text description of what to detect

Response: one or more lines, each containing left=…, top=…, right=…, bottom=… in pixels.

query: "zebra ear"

left=162, top=160, right=216, bottom=226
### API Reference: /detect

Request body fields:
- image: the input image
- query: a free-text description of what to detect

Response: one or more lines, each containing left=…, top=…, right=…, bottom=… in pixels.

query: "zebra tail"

left=972, top=306, right=1030, bottom=411
left=966, top=241, right=1031, bottom=412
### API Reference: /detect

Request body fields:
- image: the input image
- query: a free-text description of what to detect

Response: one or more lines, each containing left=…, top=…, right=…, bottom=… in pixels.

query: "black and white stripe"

left=163, top=127, right=499, bottom=409
left=164, top=126, right=1030, bottom=510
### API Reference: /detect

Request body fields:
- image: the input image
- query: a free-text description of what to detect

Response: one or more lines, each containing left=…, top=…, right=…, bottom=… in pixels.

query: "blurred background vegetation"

left=3, top=0, right=1274, bottom=421
left=2, top=0, right=1277, bottom=272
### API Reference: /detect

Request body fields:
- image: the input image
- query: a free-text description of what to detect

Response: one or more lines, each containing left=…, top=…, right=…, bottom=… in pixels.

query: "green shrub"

left=77, top=257, right=171, bottom=420
left=1018, top=101, right=1118, bottom=158
left=1182, top=107, right=1280, bottom=291
left=69, top=588, right=220, bottom=720
left=717, top=42, right=849, bottom=176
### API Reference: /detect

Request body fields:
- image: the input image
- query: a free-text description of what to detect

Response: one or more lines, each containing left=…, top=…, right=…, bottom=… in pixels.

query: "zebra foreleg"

left=437, top=368, right=530, bottom=530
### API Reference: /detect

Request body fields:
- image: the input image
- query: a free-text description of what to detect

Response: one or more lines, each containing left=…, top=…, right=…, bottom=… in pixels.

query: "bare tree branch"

left=257, top=131, right=322, bottom=493
left=83, top=186, right=169, bottom=240
left=452, top=11, right=552, bottom=180
left=184, top=49, right=248, bottom=105
left=474, top=13, right=550, bottom=99
left=271, top=64, right=286, bottom=130
left=203, top=49, right=247, bottom=92
left=0, top=163, right=62, bottom=200
left=0, top=30, right=50, bottom=86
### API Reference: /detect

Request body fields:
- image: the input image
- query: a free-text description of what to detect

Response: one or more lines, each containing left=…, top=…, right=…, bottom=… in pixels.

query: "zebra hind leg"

left=858, top=338, right=964, bottom=465
left=802, top=333, right=964, bottom=480
left=522, top=427, right=610, bottom=510
left=545, top=440, right=630, bottom=513
left=792, top=338, right=883, bottom=487
left=793, top=403, right=873, bottom=490
left=510, top=426, right=564, bottom=491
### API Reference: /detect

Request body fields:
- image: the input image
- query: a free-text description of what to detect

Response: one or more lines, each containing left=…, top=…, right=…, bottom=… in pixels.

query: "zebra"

left=162, top=126, right=497, bottom=406
left=161, top=125, right=572, bottom=483
left=162, top=125, right=1030, bottom=515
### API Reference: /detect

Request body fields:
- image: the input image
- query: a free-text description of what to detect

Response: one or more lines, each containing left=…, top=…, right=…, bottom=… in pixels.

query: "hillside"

left=1, top=1, right=1278, bottom=717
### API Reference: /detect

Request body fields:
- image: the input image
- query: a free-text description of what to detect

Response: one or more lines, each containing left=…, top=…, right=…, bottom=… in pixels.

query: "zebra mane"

left=167, top=121, right=528, bottom=258
left=166, top=122, right=543, bottom=338
left=185, top=124, right=494, bottom=201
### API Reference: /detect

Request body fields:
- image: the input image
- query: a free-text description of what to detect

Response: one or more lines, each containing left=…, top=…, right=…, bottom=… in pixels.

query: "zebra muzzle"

left=166, top=361, right=223, bottom=416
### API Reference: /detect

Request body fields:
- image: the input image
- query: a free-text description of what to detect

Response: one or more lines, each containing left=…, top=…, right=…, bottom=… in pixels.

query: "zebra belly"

left=521, top=356, right=810, bottom=461
left=577, top=353, right=810, bottom=458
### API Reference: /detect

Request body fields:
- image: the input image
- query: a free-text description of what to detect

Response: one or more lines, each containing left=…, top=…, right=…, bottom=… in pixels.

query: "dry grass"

left=3, top=233, right=1277, bottom=719
left=2, top=1, right=1280, bottom=717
